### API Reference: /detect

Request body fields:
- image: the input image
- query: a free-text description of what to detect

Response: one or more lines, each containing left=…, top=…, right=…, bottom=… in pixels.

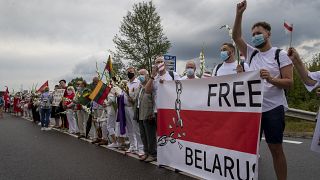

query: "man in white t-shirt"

left=181, top=60, right=199, bottom=80
left=233, top=1, right=293, bottom=180
left=288, top=47, right=320, bottom=95
left=124, top=67, right=144, bottom=156
left=145, top=55, right=180, bottom=113
left=212, top=43, right=249, bottom=76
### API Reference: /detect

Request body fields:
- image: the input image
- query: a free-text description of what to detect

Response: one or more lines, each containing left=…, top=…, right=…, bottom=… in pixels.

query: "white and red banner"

left=157, top=71, right=263, bottom=180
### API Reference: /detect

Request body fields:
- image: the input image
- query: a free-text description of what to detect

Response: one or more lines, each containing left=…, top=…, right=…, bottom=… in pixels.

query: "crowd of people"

left=0, top=1, right=319, bottom=179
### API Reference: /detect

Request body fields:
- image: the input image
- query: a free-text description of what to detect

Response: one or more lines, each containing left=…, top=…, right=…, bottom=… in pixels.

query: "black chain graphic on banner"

left=158, top=80, right=186, bottom=150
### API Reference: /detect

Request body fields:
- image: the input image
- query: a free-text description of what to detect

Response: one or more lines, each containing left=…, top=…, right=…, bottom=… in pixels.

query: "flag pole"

left=289, top=24, right=293, bottom=48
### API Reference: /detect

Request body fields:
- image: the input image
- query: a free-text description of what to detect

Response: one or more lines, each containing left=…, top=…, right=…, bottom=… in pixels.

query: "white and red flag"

left=157, top=71, right=263, bottom=180
left=284, top=21, right=293, bottom=33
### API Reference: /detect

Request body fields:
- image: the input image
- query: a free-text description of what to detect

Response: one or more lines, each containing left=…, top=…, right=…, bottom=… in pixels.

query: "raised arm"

left=232, top=0, right=248, bottom=58
left=288, top=47, right=317, bottom=86
left=145, top=65, right=158, bottom=94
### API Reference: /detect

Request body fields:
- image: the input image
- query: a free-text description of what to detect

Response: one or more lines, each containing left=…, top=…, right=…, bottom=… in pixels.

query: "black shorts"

left=260, top=105, right=285, bottom=144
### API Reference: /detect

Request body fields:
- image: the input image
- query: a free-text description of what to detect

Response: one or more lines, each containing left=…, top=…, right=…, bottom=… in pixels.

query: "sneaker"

left=45, top=127, right=51, bottom=131
left=139, top=154, right=148, bottom=161
left=91, top=139, right=101, bottom=144
left=107, top=142, right=119, bottom=148
left=137, top=151, right=145, bottom=157
left=98, top=140, right=108, bottom=146
left=144, top=156, right=156, bottom=162
left=125, top=147, right=136, bottom=154
left=41, top=127, right=45, bottom=131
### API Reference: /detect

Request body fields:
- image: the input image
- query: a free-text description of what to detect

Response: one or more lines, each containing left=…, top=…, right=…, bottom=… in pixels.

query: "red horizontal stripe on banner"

left=157, top=109, right=261, bottom=155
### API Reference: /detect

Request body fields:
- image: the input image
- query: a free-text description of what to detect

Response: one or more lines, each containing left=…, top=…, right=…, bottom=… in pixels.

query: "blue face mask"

left=251, top=34, right=265, bottom=47
left=220, top=51, right=229, bottom=61
left=138, top=75, right=145, bottom=83
left=186, top=68, right=195, bottom=76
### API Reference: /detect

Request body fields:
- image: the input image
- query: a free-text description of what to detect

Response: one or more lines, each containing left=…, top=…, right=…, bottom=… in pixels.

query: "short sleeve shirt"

left=153, top=71, right=180, bottom=112
left=212, top=61, right=250, bottom=76
left=246, top=44, right=292, bottom=112
left=304, top=71, right=320, bottom=92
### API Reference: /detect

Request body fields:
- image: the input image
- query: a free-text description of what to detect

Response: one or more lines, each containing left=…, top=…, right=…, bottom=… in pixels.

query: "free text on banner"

left=157, top=71, right=263, bottom=180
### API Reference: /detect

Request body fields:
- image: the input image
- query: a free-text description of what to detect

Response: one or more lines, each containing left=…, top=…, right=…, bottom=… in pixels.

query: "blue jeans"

left=41, top=108, right=51, bottom=128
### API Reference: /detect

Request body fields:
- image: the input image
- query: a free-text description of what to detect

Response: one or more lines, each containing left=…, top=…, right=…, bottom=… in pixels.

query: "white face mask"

left=186, top=68, right=195, bottom=76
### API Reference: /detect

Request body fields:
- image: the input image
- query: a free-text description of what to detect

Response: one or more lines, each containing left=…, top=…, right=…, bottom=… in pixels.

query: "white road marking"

left=261, top=137, right=303, bottom=144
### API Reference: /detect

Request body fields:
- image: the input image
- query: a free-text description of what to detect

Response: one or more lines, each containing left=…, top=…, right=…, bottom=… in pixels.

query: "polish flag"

left=284, top=21, right=293, bottom=33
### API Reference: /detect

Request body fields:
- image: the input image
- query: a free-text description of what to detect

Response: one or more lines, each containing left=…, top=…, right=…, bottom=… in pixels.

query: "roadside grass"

left=284, top=117, right=316, bottom=137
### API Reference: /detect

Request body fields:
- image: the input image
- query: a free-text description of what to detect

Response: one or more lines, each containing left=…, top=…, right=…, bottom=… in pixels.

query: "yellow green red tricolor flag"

left=89, top=80, right=111, bottom=105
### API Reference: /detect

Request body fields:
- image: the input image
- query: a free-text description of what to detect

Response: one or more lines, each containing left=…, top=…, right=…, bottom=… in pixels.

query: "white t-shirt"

left=212, top=61, right=249, bottom=77
left=124, top=78, right=140, bottom=106
left=305, top=71, right=320, bottom=92
left=180, top=75, right=199, bottom=80
left=153, top=71, right=180, bottom=112
left=246, top=44, right=292, bottom=112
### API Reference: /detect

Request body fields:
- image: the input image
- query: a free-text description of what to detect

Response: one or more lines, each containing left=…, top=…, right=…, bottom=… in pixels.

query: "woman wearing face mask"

left=63, top=86, right=78, bottom=134
left=212, top=43, right=249, bottom=77
left=181, top=60, right=199, bottom=80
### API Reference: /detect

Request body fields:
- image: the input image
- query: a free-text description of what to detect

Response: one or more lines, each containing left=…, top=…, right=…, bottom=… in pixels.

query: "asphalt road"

left=1, top=113, right=320, bottom=180
left=0, top=114, right=193, bottom=180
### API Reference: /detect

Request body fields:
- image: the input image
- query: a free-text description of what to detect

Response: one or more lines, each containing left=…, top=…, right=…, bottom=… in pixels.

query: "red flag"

left=284, top=21, right=293, bottom=33
left=36, top=80, right=49, bottom=93
left=4, top=86, right=9, bottom=105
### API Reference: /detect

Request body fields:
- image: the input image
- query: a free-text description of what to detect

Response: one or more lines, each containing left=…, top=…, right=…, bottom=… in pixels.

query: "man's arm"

left=232, top=0, right=248, bottom=58
left=288, top=47, right=317, bottom=86
left=266, top=65, right=293, bottom=90
left=145, top=66, right=158, bottom=94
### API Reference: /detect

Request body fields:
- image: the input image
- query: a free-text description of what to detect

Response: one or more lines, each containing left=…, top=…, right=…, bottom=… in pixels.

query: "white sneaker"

left=41, top=127, right=45, bottom=131
left=137, top=150, right=145, bottom=157
left=45, top=127, right=51, bottom=131
left=126, top=147, right=136, bottom=153
left=107, top=143, right=119, bottom=148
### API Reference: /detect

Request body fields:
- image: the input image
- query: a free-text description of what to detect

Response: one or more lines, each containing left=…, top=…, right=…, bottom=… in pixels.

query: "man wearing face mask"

left=74, top=80, right=89, bottom=138
left=212, top=43, right=249, bottom=76
left=134, top=69, right=157, bottom=162
left=145, top=56, right=180, bottom=113
left=124, top=67, right=144, bottom=157
left=181, top=60, right=199, bottom=80
left=232, top=1, right=293, bottom=180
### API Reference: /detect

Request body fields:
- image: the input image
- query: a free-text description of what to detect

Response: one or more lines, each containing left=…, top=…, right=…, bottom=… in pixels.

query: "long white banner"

left=157, top=71, right=263, bottom=180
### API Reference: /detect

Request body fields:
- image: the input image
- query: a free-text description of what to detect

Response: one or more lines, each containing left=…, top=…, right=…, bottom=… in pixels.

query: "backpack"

left=169, top=71, right=175, bottom=80
left=41, top=94, right=51, bottom=109
left=249, top=48, right=282, bottom=77
left=214, top=61, right=245, bottom=76
left=249, top=48, right=287, bottom=95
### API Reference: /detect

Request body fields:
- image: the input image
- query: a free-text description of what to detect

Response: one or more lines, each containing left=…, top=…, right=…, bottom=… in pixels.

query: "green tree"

left=68, top=77, right=84, bottom=90
left=287, top=53, right=320, bottom=112
left=113, top=1, right=171, bottom=73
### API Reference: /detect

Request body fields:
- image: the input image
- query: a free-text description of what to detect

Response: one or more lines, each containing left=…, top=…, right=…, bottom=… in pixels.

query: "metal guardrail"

left=286, top=108, right=318, bottom=122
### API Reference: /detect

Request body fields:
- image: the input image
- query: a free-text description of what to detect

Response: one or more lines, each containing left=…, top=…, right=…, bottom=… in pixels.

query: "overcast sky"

left=1, top=0, right=319, bottom=91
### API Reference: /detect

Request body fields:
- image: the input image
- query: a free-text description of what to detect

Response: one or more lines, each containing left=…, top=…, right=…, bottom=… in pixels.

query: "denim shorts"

left=260, top=105, right=285, bottom=144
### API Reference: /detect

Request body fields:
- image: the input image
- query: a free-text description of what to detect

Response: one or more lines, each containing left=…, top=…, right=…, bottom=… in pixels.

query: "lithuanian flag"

left=89, top=80, right=111, bottom=105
